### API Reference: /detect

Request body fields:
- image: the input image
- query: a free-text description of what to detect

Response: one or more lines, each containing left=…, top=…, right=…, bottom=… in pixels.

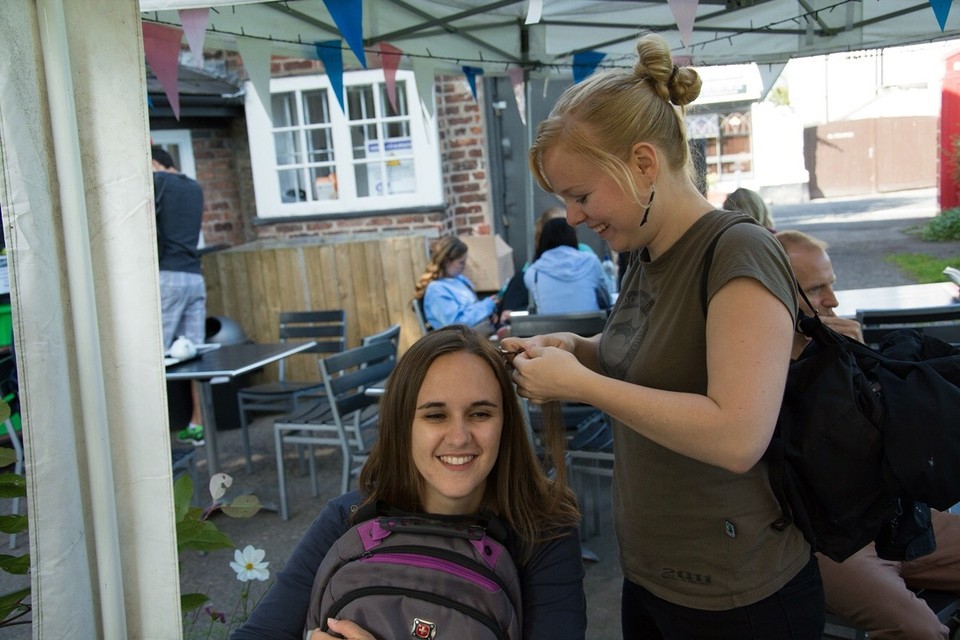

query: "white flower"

left=230, top=545, right=270, bottom=582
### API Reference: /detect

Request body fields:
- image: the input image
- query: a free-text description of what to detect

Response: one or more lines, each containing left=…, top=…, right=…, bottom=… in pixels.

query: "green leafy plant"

left=0, top=398, right=29, bottom=629
left=919, top=207, right=960, bottom=242
left=885, top=252, right=960, bottom=283
left=176, top=472, right=268, bottom=638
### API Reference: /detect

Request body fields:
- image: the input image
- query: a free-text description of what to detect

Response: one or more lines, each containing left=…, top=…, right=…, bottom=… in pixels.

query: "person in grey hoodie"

left=524, top=218, right=610, bottom=314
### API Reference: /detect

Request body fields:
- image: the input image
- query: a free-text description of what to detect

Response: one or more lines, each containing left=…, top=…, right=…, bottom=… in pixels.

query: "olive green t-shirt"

left=598, top=210, right=809, bottom=610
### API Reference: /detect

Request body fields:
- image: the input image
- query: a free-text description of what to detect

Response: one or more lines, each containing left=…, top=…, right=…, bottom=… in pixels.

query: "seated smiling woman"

left=230, top=325, right=586, bottom=640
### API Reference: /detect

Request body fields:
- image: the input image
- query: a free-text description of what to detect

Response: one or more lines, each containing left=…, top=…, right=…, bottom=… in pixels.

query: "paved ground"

left=1, top=187, right=958, bottom=639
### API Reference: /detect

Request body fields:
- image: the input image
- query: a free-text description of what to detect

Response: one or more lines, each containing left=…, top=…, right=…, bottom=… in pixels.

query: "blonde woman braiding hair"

left=508, top=32, right=820, bottom=638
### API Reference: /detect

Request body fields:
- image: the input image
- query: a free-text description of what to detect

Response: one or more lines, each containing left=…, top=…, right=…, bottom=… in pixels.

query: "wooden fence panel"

left=202, top=234, right=429, bottom=382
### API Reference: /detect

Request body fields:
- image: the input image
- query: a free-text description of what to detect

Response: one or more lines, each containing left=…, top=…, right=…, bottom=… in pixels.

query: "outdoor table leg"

left=197, top=376, right=229, bottom=477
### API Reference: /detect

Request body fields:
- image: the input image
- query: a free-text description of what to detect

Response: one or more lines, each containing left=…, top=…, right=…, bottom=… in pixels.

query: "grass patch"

left=885, top=253, right=960, bottom=283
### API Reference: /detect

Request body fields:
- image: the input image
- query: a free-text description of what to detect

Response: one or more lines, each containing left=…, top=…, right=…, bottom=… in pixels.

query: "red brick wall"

left=437, top=74, right=491, bottom=237
left=198, top=54, right=494, bottom=244
left=191, top=124, right=249, bottom=248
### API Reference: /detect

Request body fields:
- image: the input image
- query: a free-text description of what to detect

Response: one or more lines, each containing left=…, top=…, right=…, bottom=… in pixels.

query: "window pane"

left=354, top=162, right=377, bottom=198
left=385, top=157, right=416, bottom=195
left=379, top=80, right=408, bottom=118
left=278, top=169, right=307, bottom=203
left=302, top=90, right=330, bottom=125
left=347, top=85, right=375, bottom=121
left=307, top=128, right=335, bottom=164
left=274, top=131, right=301, bottom=166
left=311, top=167, right=338, bottom=201
left=385, top=120, right=411, bottom=139
left=351, top=124, right=378, bottom=161
left=272, top=93, right=298, bottom=127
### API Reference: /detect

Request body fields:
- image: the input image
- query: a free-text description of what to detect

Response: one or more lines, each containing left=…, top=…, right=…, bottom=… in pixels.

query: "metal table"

left=834, top=282, right=959, bottom=318
left=165, top=341, right=317, bottom=475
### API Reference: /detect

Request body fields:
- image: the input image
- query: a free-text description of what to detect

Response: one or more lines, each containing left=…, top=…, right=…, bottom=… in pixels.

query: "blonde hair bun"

left=633, top=33, right=702, bottom=107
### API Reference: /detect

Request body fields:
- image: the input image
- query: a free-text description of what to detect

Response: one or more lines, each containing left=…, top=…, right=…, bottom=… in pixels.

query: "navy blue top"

left=154, top=171, right=203, bottom=274
left=230, top=491, right=587, bottom=640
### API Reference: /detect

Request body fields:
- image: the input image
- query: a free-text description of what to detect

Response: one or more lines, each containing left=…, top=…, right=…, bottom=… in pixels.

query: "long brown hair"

left=413, top=235, right=469, bottom=300
left=358, top=325, right=580, bottom=563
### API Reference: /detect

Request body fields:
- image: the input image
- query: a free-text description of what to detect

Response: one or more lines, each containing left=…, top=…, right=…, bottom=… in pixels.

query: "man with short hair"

left=153, top=146, right=206, bottom=446
left=777, top=229, right=960, bottom=640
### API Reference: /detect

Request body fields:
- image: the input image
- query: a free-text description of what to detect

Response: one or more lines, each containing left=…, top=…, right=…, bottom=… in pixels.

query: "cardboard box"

left=460, top=234, right=514, bottom=292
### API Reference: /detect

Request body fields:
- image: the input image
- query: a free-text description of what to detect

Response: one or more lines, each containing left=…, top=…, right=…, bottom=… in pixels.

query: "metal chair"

left=509, top=310, right=614, bottom=540
left=565, top=412, right=614, bottom=540
left=361, top=323, right=401, bottom=348
left=273, top=340, right=397, bottom=520
left=856, top=305, right=960, bottom=347
left=236, top=310, right=346, bottom=473
left=411, top=298, right=431, bottom=335
left=508, top=310, right=607, bottom=339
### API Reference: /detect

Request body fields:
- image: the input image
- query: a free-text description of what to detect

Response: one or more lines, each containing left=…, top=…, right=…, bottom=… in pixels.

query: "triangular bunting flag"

left=322, top=0, right=367, bottom=68
left=411, top=56, right=436, bottom=120
left=178, top=8, right=209, bottom=68
left=378, top=42, right=404, bottom=114
left=667, top=0, right=699, bottom=48
left=462, top=66, right=484, bottom=102
left=572, top=51, right=605, bottom=84
left=526, top=0, right=544, bottom=25
left=316, top=40, right=346, bottom=113
left=142, top=22, right=183, bottom=120
left=236, top=36, right=274, bottom=123
left=508, top=67, right=527, bottom=126
left=757, top=62, right=786, bottom=101
left=929, top=0, right=951, bottom=32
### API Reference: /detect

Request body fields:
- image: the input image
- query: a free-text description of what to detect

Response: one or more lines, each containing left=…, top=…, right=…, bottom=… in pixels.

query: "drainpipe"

left=36, top=0, right=127, bottom=636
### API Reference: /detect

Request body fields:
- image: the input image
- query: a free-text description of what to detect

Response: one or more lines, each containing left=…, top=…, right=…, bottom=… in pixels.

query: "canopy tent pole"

left=2, top=1, right=183, bottom=636
left=36, top=0, right=127, bottom=633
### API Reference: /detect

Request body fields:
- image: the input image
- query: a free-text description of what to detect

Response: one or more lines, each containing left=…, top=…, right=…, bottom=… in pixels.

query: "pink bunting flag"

left=667, top=0, right=699, bottom=48
left=179, top=8, right=209, bottom=69
left=378, top=43, right=403, bottom=114
left=142, top=22, right=183, bottom=120
left=508, top=67, right=526, bottom=126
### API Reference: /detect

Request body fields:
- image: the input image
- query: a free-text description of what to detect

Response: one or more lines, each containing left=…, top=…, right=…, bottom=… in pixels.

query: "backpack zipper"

left=324, top=585, right=507, bottom=639
left=347, top=544, right=510, bottom=592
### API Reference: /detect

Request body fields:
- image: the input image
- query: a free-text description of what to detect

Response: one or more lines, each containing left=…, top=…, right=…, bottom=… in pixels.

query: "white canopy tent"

left=137, top=0, right=960, bottom=70
left=1, top=1, right=959, bottom=638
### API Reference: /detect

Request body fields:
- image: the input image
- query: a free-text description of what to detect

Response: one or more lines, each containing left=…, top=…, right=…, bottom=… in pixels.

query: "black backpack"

left=305, top=503, right=523, bottom=640
left=701, top=217, right=960, bottom=562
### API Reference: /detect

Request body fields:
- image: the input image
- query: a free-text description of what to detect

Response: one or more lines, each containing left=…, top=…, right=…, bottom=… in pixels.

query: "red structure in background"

left=939, top=51, right=960, bottom=211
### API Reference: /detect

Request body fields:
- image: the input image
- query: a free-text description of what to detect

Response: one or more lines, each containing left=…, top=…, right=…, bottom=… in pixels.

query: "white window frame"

left=246, top=69, right=443, bottom=218
left=150, top=129, right=197, bottom=179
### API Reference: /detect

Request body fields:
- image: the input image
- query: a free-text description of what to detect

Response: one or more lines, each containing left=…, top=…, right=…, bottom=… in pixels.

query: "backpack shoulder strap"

left=698, top=215, right=756, bottom=317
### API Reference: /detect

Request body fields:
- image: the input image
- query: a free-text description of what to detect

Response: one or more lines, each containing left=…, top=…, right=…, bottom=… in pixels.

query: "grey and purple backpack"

left=305, top=504, right=522, bottom=640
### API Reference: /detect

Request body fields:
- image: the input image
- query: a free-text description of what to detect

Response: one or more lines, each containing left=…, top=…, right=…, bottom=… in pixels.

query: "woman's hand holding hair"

left=500, top=331, right=577, bottom=355
left=309, top=618, right=376, bottom=640
left=510, top=343, right=586, bottom=405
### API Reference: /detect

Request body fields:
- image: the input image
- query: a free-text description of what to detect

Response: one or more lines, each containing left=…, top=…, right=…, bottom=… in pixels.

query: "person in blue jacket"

left=230, top=325, right=586, bottom=640
left=414, top=235, right=506, bottom=332
left=525, top=218, right=610, bottom=314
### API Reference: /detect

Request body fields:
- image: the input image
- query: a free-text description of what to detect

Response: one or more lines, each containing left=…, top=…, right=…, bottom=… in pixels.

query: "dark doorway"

left=483, top=76, right=608, bottom=270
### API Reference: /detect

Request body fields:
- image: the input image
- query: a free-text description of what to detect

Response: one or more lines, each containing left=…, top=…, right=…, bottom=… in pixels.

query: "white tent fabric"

left=0, top=0, right=181, bottom=637
left=1, top=0, right=959, bottom=637
left=137, top=0, right=960, bottom=70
